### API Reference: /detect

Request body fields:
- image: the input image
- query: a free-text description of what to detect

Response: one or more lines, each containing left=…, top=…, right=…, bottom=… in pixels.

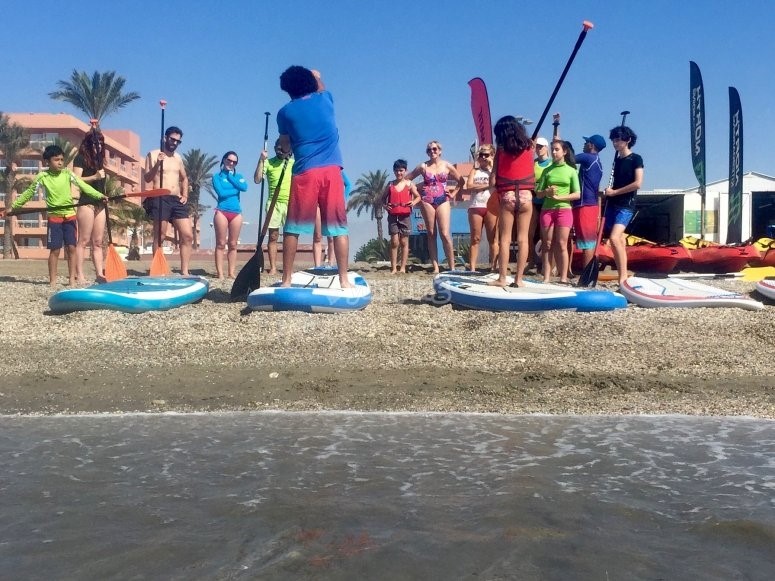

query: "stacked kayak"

left=679, top=236, right=760, bottom=274
left=433, top=272, right=627, bottom=312
left=751, top=238, right=775, bottom=267
left=247, top=268, right=371, bottom=313
left=620, top=276, right=763, bottom=310
left=49, top=276, right=209, bottom=314
left=755, top=278, right=775, bottom=301
left=626, top=241, right=691, bottom=273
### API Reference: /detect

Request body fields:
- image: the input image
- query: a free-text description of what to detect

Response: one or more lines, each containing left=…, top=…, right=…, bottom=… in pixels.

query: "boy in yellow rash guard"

left=11, top=145, right=106, bottom=286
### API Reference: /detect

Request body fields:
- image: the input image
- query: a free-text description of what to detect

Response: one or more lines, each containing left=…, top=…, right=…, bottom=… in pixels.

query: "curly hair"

left=493, top=116, right=531, bottom=155
left=609, top=125, right=637, bottom=148
left=280, top=66, right=318, bottom=99
left=79, top=129, right=105, bottom=171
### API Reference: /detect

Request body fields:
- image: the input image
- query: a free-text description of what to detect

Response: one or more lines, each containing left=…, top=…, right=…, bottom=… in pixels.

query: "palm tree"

left=111, top=198, right=151, bottom=260
left=347, top=169, right=390, bottom=241
left=1, top=113, right=31, bottom=258
left=183, top=149, right=217, bottom=249
left=49, top=70, right=140, bottom=123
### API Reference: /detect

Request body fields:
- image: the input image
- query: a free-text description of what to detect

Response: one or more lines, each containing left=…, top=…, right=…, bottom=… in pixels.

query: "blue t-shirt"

left=212, top=170, right=248, bottom=213
left=277, top=91, right=343, bottom=175
left=574, top=152, right=603, bottom=208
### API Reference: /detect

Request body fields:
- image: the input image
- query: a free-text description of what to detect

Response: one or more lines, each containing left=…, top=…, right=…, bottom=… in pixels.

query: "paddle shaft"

left=531, top=21, right=593, bottom=140
left=157, top=100, right=166, bottom=249
left=257, top=158, right=289, bottom=289
left=257, top=112, right=270, bottom=247
left=6, top=189, right=170, bottom=216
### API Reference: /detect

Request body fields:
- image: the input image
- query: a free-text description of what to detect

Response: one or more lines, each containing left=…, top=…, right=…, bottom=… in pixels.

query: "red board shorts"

left=572, top=205, right=599, bottom=250
left=47, top=215, right=77, bottom=249
left=284, top=165, right=348, bottom=237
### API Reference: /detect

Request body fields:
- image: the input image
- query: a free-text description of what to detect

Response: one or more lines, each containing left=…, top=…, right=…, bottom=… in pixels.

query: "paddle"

left=3, top=188, right=171, bottom=216
left=530, top=21, right=594, bottom=140
left=230, top=158, right=289, bottom=300
left=663, top=266, right=775, bottom=282
left=257, top=112, right=271, bottom=244
left=150, top=99, right=171, bottom=276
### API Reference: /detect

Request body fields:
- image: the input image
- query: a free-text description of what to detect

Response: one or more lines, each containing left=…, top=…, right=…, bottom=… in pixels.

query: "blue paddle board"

left=433, top=272, right=627, bottom=312
left=49, top=276, right=209, bottom=314
left=247, top=269, right=371, bottom=313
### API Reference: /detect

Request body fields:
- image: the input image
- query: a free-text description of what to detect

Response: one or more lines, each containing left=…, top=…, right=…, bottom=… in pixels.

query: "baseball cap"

left=535, top=137, right=549, bottom=148
left=583, top=134, right=606, bottom=151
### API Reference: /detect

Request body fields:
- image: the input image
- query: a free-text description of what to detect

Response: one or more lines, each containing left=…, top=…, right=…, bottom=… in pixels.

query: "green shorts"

left=267, top=200, right=288, bottom=230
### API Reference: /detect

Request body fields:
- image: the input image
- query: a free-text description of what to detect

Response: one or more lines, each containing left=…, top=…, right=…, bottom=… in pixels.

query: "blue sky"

left=3, top=0, right=773, bottom=252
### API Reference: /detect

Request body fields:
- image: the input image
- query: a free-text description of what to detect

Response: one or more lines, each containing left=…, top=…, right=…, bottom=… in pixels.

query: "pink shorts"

left=540, top=208, right=573, bottom=229
left=285, top=165, right=348, bottom=237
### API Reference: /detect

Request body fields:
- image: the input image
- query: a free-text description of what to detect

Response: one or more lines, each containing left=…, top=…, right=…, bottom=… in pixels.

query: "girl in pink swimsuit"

left=405, top=141, right=465, bottom=273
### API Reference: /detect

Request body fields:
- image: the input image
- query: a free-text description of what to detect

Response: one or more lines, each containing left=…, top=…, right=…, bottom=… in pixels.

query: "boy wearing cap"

left=573, top=134, right=606, bottom=270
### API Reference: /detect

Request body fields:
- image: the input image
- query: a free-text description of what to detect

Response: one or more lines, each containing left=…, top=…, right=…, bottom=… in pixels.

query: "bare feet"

left=488, top=278, right=509, bottom=287
left=267, top=269, right=277, bottom=275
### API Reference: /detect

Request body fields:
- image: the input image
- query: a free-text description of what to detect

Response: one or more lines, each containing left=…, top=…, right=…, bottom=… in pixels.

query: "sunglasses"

left=478, top=153, right=491, bottom=158
left=167, top=137, right=182, bottom=145
left=426, top=147, right=439, bottom=152
left=225, top=158, right=238, bottom=164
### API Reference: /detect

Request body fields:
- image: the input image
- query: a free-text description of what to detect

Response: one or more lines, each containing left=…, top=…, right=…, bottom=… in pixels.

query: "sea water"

left=1, top=412, right=773, bottom=580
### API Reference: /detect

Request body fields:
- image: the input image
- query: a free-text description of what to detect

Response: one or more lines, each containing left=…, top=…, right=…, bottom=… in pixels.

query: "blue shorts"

left=47, top=216, right=77, bottom=250
left=603, top=205, right=634, bottom=236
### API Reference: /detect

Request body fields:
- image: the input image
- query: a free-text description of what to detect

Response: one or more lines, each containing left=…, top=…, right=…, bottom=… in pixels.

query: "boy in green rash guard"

left=10, top=145, right=106, bottom=286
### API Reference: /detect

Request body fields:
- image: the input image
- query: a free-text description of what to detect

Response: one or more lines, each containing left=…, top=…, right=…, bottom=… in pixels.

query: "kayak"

left=247, top=269, right=371, bottom=313
left=627, top=243, right=691, bottom=273
left=755, top=278, right=775, bottom=301
left=433, top=272, right=627, bottom=312
left=48, top=276, right=209, bottom=314
left=750, top=238, right=775, bottom=267
left=680, top=237, right=760, bottom=273
left=620, top=276, right=764, bottom=310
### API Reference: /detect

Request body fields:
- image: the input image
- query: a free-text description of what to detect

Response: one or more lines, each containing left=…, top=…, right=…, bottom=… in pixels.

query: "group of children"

left=382, top=117, right=643, bottom=287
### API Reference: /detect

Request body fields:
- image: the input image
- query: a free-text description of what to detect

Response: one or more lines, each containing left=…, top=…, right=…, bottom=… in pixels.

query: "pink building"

left=0, top=113, right=143, bottom=259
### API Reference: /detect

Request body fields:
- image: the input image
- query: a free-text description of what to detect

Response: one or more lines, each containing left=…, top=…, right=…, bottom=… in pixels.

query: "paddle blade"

left=741, top=266, right=775, bottom=282
left=150, top=248, right=171, bottom=276
left=577, top=257, right=600, bottom=287
left=230, top=251, right=264, bottom=300
left=104, top=244, right=128, bottom=282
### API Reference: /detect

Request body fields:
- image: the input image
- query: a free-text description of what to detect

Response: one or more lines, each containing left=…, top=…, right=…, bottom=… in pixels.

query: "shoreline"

left=0, top=259, right=773, bottom=418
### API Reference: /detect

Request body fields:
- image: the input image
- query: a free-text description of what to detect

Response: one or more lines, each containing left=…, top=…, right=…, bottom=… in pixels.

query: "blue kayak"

left=49, top=276, right=209, bottom=314
left=247, top=270, right=371, bottom=313
left=433, top=272, right=627, bottom=312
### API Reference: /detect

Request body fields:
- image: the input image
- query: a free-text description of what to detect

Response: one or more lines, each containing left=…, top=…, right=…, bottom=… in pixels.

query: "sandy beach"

left=0, top=257, right=772, bottom=417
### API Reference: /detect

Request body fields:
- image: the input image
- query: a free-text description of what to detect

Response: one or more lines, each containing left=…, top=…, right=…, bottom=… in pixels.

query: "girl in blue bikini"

left=405, top=141, right=465, bottom=273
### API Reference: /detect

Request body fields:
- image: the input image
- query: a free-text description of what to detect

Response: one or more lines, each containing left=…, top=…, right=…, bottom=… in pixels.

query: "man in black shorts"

left=144, top=126, right=193, bottom=275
